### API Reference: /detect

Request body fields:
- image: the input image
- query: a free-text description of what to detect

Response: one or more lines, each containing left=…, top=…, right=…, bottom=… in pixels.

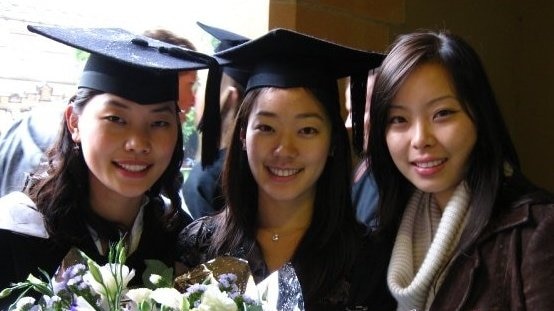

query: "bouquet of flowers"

left=0, top=240, right=304, bottom=311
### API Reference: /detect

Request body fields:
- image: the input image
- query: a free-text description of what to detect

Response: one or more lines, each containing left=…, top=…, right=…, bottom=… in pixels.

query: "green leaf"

left=142, top=260, right=173, bottom=289
left=139, top=300, right=153, bottom=311
left=182, top=109, right=197, bottom=139
left=25, top=274, right=44, bottom=286
left=181, top=295, right=190, bottom=310
left=87, top=259, right=104, bottom=284
left=118, top=250, right=127, bottom=266
left=0, top=287, right=13, bottom=298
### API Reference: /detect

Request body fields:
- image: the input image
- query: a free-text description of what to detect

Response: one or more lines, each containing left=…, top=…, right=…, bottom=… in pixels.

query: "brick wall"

left=265, top=0, right=554, bottom=191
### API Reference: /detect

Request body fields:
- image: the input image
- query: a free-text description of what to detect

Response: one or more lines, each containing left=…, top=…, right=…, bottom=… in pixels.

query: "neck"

left=256, top=195, right=313, bottom=232
left=255, top=194, right=313, bottom=271
left=89, top=191, right=143, bottom=229
left=256, top=211, right=310, bottom=272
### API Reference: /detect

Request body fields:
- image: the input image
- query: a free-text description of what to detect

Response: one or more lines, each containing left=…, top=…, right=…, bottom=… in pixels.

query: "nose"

left=125, top=128, right=152, bottom=154
left=273, top=132, right=298, bottom=158
left=411, top=120, right=435, bottom=150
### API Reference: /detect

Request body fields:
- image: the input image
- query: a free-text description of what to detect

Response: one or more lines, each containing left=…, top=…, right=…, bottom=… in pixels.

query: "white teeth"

left=119, top=163, right=148, bottom=172
left=268, top=167, right=301, bottom=177
left=416, top=159, right=444, bottom=168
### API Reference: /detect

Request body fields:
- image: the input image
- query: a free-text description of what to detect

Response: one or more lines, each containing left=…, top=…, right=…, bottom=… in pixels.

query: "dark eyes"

left=255, top=124, right=274, bottom=132
left=254, top=124, right=319, bottom=136
left=104, top=115, right=171, bottom=127
left=434, top=109, right=456, bottom=119
left=151, top=120, right=171, bottom=127
left=388, top=116, right=406, bottom=124
left=299, top=127, right=319, bottom=135
left=104, top=115, right=124, bottom=123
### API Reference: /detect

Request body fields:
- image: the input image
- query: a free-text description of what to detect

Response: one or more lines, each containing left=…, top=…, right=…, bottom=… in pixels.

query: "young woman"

left=0, top=24, right=217, bottom=306
left=177, top=28, right=394, bottom=310
left=368, top=30, right=554, bottom=310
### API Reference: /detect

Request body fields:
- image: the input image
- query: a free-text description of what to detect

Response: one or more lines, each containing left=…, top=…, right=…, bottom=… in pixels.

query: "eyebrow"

left=255, top=110, right=326, bottom=121
left=150, top=105, right=175, bottom=114
left=107, top=99, right=175, bottom=113
left=390, top=95, right=458, bottom=109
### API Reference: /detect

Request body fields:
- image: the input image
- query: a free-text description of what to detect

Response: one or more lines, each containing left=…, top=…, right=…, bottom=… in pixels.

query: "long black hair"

left=27, top=88, right=185, bottom=244
left=368, top=30, right=520, bottom=251
left=212, top=85, right=362, bottom=306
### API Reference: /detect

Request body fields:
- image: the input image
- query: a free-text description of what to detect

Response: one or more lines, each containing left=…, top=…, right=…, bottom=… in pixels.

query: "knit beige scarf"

left=387, top=183, right=470, bottom=311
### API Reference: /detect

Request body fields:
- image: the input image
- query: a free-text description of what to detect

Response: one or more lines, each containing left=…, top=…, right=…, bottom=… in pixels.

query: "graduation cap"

left=212, top=28, right=385, bottom=155
left=27, top=24, right=222, bottom=166
left=196, top=21, right=250, bottom=88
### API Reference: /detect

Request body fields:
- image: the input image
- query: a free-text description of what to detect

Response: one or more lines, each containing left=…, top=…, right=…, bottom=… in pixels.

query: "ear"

left=65, top=105, right=80, bottom=142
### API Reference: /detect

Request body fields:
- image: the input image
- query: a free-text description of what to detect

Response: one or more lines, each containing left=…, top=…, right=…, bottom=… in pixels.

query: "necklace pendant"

left=271, top=233, right=279, bottom=241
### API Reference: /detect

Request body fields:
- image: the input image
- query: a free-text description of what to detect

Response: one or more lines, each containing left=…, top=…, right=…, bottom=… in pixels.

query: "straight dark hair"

left=26, top=88, right=185, bottom=244
left=368, top=31, right=520, bottom=251
left=212, top=86, right=363, bottom=306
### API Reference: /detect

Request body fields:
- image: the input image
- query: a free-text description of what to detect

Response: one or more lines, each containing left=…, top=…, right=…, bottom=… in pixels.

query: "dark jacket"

left=182, top=149, right=226, bottom=218
left=0, top=193, right=190, bottom=309
left=177, top=216, right=396, bottom=311
left=430, top=177, right=554, bottom=310
left=0, top=105, right=61, bottom=197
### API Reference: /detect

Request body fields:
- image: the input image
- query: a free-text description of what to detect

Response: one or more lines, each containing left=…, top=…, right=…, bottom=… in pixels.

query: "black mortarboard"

left=196, top=21, right=250, bottom=88
left=213, top=28, right=385, bottom=155
left=27, top=24, right=222, bottom=166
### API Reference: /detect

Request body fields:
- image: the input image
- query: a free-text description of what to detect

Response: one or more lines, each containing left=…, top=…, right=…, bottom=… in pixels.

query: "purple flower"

left=186, top=283, right=208, bottom=295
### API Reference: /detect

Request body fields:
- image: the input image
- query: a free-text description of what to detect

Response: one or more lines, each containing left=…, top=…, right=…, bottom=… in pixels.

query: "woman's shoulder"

left=485, top=178, right=554, bottom=241
left=500, top=171, right=554, bottom=207
left=500, top=173, right=554, bottom=220
left=0, top=191, right=48, bottom=238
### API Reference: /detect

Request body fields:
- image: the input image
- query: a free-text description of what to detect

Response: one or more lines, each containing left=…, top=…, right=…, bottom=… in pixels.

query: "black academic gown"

left=182, top=149, right=227, bottom=218
left=177, top=216, right=396, bottom=311
left=0, top=192, right=190, bottom=309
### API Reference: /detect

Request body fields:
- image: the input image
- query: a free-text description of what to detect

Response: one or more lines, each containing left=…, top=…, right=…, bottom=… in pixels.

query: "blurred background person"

left=143, top=28, right=200, bottom=165
left=344, top=70, right=379, bottom=228
left=182, top=22, right=249, bottom=218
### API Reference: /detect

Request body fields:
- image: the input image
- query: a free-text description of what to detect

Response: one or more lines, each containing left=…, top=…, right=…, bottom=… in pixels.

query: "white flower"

left=126, top=287, right=153, bottom=304
left=151, top=287, right=188, bottom=310
left=83, top=263, right=135, bottom=297
left=149, top=274, right=163, bottom=286
left=42, top=295, right=61, bottom=308
left=195, top=285, right=238, bottom=311
left=14, top=296, right=35, bottom=310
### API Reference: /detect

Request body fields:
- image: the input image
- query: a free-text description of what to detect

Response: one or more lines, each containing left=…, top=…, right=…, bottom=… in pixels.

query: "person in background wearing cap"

left=368, top=30, right=554, bottom=310
left=137, top=28, right=201, bottom=166
left=0, top=25, right=218, bottom=306
left=177, top=29, right=395, bottom=310
left=0, top=28, right=202, bottom=200
left=344, top=70, right=379, bottom=228
left=143, top=28, right=199, bottom=121
left=182, top=22, right=249, bottom=219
